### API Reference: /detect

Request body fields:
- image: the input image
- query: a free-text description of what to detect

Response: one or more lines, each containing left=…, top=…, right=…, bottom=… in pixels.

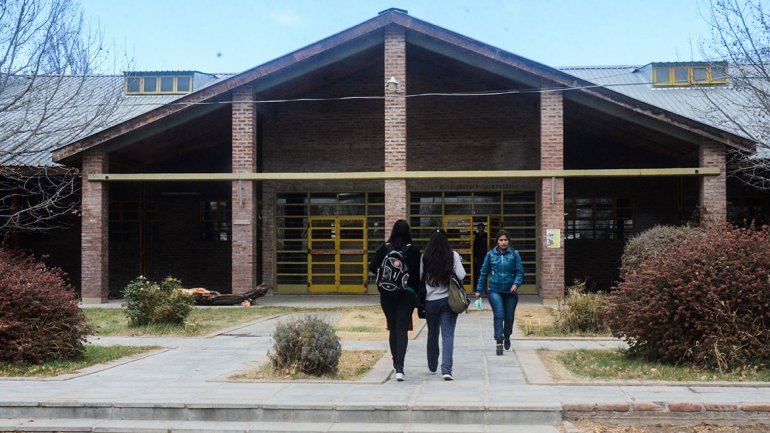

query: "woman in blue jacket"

left=474, top=229, right=524, bottom=356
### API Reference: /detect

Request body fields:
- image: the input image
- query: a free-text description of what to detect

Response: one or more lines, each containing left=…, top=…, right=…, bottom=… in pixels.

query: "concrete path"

left=1, top=295, right=769, bottom=432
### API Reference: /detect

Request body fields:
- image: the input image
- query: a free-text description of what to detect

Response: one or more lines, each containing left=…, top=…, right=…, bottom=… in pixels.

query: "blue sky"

left=80, top=0, right=716, bottom=74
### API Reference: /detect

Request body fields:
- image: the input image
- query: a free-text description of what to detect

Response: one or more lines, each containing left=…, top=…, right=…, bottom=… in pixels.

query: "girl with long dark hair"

left=420, top=229, right=466, bottom=380
left=368, top=219, right=421, bottom=381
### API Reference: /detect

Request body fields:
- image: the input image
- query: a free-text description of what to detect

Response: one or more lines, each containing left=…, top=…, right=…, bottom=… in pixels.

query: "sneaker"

left=428, top=369, right=437, bottom=375
left=442, top=373, right=454, bottom=381
left=504, top=338, right=511, bottom=351
left=496, top=341, right=504, bottom=356
left=395, top=372, right=405, bottom=381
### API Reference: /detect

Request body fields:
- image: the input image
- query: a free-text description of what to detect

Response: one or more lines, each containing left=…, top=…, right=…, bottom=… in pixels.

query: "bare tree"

left=704, top=0, right=770, bottom=189
left=0, top=0, right=122, bottom=236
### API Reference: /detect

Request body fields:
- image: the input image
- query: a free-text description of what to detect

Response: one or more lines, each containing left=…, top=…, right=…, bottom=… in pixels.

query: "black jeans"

left=380, top=290, right=416, bottom=374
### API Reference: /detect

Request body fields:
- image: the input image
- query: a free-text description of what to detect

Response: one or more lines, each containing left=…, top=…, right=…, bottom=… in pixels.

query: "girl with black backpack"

left=369, top=219, right=421, bottom=381
left=420, top=229, right=467, bottom=381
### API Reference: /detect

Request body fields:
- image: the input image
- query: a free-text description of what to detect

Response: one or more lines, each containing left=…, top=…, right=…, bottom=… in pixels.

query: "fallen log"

left=181, top=284, right=268, bottom=306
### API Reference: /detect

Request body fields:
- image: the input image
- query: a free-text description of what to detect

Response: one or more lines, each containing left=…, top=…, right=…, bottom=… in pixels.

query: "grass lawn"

left=84, top=304, right=401, bottom=339
left=540, top=349, right=770, bottom=382
left=84, top=306, right=295, bottom=336
left=517, top=306, right=612, bottom=337
left=0, top=345, right=156, bottom=377
left=230, top=349, right=385, bottom=381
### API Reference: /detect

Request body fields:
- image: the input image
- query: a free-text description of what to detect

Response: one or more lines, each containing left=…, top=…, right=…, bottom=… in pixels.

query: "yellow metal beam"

left=88, top=168, right=720, bottom=182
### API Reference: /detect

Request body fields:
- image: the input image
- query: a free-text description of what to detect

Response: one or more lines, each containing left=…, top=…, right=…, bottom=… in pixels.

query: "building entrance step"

left=0, top=418, right=564, bottom=433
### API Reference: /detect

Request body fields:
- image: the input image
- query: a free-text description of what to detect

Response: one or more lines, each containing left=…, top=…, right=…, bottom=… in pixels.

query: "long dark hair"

left=386, top=219, right=413, bottom=249
left=422, top=229, right=453, bottom=287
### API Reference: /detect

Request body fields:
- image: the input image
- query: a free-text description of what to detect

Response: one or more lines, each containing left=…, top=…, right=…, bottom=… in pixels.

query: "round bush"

left=269, top=315, right=341, bottom=376
left=608, top=224, right=770, bottom=370
left=0, top=248, right=90, bottom=364
left=122, top=276, right=192, bottom=326
left=620, top=225, right=698, bottom=278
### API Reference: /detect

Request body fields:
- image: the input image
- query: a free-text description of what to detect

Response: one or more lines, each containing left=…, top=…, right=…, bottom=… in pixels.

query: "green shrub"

left=608, top=223, right=770, bottom=371
left=620, top=225, right=698, bottom=278
left=0, top=248, right=90, bottom=364
left=269, top=315, right=341, bottom=376
left=122, top=276, right=193, bottom=327
left=556, top=280, right=610, bottom=333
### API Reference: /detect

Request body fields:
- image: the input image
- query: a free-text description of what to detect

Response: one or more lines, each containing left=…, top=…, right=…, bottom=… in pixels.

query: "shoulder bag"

left=448, top=273, right=471, bottom=314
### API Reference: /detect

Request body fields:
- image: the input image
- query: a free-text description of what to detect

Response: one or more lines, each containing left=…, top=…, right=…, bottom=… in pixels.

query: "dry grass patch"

left=231, top=349, right=385, bottom=381
left=575, top=420, right=770, bottom=433
left=334, top=305, right=421, bottom=341
left=517, top=306, right=558, bottom=335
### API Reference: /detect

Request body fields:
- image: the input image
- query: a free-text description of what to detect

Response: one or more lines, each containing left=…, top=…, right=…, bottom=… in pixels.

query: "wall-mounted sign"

left=546, top=229, right=561, bottom=249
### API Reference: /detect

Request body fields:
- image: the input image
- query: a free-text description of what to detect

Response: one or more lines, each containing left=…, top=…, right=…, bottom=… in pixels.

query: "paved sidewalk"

left=1, top=295, right=770, bottom=431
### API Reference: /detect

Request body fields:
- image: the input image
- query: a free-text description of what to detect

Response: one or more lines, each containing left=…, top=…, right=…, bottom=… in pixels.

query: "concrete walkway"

left=1, top=295, right=770, bottom=432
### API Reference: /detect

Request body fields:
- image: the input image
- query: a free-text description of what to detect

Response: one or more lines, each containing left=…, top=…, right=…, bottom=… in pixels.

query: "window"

left=109, top=201, right=159, bottom=242
left=652, top=62, right=728, bottom=87
left=125, top=74, right=195, bottom=95
left=201, top=201, right=231, bottom=241
left=565, top=198, right=633, bottom=240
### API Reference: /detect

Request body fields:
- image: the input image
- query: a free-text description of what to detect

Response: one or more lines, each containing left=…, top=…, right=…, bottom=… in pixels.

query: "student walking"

left=369, top=219, right=421, bottom=381
left=421, top=229, right=466, bottom=380
left=474, top=229, right=524, bottom=356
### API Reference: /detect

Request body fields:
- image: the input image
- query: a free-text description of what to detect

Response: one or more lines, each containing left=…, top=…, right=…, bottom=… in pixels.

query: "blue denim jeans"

left=487, top=290, right=519, bottom=341
left=425, top=297, right=458, bottom=375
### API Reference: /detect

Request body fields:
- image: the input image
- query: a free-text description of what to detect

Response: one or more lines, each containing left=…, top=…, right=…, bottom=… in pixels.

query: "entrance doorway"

left=308, top=217, right=368, bottom=293
left=443, top=215, right=502, bottom=290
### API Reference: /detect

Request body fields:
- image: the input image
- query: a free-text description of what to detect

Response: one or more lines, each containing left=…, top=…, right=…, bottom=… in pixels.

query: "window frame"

left=200, top=200, right=231, bottom=242
left=565, top=197, right=634, bottom=240
left=652, top=64, right=728, bottom=87
left=125, top=74, right=194, bottom=95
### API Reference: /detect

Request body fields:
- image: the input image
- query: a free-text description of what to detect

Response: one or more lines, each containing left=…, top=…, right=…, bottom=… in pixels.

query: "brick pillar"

left=540, top=92, right=565, bottom=300
left=231, top=86, right=257, bottom=295
left=699, top=141, right=727, bottom=224
left=81, top=148, right=109, bottom=303
left=384, top=26, right=407, bottom=237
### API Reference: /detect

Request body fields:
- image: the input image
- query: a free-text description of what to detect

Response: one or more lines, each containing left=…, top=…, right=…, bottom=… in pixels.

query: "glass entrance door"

left=308, top=217, right=367, bottom=293
left=443, top=216, right=473, bottom=290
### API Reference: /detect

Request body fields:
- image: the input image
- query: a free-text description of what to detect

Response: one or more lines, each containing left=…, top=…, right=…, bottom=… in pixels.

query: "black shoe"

left=496, top=340, right=503, bottom=356
left=504, top=338, right=511, bottom=351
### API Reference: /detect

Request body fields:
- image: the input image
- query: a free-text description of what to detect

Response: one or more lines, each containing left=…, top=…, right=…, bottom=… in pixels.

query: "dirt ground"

left=574, top=420, right=770, bottom=433
left=333, top=306, right=421, bottom=341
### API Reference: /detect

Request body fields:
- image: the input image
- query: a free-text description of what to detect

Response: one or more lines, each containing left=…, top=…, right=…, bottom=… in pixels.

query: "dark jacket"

left=474, top=247, right=524, bottom=294
left=369, top=242, right=422, bottom=292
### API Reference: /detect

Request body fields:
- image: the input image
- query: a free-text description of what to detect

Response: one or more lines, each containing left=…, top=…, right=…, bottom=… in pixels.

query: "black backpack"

left=376, top=243, right=411, bottom=292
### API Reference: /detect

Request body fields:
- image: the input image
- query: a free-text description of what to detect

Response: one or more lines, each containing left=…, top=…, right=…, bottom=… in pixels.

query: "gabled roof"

left=5, top=9, right=755, bottom=167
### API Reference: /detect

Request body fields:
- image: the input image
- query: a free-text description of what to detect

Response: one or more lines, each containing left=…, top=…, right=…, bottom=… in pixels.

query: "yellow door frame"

left=308, top=216, right=367, bottom=293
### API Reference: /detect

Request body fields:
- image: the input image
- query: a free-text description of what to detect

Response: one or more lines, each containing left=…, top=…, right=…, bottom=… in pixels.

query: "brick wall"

left=231, top=86, right=257, bottom=295
left=81, top=148, right=109, bottom=303
left=407, top=48, right=540, bottom=170
left=384, top=27, right=407, bottom=235
left=540, top=92, right=565, bottom=299
left=700, top=141, right=727, bottom=223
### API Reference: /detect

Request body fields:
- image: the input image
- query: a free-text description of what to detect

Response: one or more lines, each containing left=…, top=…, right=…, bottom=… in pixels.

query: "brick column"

left=231, top=86, right=257, bottom=295
left=540, top=91, right=565, bottom=300
left=384, top=26, right=407, bottom=237
left=81, top=147, right=109, bottom=303
left=699, top=141, right=727, bottom=224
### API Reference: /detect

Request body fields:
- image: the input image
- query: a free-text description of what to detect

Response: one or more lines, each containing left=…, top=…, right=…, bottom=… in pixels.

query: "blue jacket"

left=475, top=247, right=524, bottom=294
